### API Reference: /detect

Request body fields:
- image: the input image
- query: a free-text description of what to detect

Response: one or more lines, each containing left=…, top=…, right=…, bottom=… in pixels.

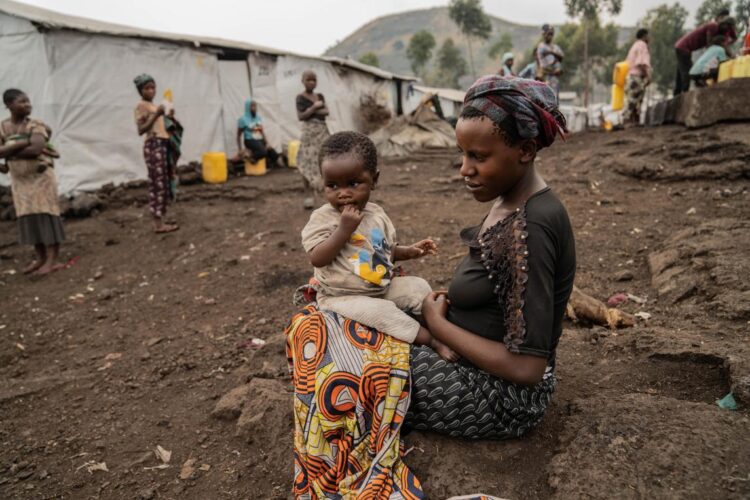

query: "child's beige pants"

left=317, top=276, right=432, bottom=343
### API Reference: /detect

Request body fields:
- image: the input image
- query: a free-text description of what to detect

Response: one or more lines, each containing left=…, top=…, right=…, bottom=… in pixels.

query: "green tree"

left=554, top=16, right=620, bottom=94
left=358, top=52, right=380, bottom=68
left=735, top=0, right=750, bottom=32
left=695, top=0, right=732, bottom=25
left=448, top=0, right=492, bottom=79
left=407, top=30, right=437, bottom=76
left=488, top=32, right=514, bottom=59
left=432, top=38, right=469, bottom=89
left=640, top=3, right=689, bottom=94
left=564, top=0, right=623, bottom=106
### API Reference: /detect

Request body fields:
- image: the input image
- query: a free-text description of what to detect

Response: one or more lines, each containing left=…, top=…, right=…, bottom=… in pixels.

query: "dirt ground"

left=1, top=123, right=749, bottom=499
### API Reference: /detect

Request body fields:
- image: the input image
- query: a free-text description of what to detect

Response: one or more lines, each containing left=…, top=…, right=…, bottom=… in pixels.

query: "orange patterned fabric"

left=286, top=306, right=424, bottom=499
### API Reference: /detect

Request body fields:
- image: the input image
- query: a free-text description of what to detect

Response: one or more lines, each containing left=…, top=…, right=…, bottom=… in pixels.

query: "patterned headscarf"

left=463, top=75, right=567, bottom=149
left=133, top=74, right=155, bottom=93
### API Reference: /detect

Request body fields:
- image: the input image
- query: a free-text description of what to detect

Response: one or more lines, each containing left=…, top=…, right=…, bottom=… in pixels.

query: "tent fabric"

left=0, top=4, right=413, bottom=194
left=0, top=22, right=224, bottom=193
left=218, top=60, right=252, bottom=155
left=249, top=53, right=398, bottom=151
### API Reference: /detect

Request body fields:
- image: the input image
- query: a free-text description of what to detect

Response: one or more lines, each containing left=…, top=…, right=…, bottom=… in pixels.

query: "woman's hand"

left=422, top=292, right=449, bottom=324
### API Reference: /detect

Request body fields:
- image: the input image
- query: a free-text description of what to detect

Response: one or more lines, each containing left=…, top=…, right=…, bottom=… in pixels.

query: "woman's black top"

left=447, top=187, right=576, bottom=368
left=296, top=93, right=326, bottom=122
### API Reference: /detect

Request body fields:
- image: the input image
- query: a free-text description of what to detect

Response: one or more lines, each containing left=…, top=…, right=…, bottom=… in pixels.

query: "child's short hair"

left=319, top=131, right=378, bottom=175
left=3, top=88, right=24, bottom=106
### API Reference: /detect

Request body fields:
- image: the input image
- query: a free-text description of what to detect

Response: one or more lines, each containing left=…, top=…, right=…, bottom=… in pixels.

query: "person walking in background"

left=236, top=98, right=280, bottom=169
left=0, top=89, right=66, bottom=275
left=295, top=70, right=330, bottom=210
left=673, top=11, right=737, bottom=95
left=623, top=28, right=652, bottom=126
left=690, top=35, right=731, bottom=86
left=498, top=52, right=515, bottom=77
left=133, top=74, right=179, bottom=234
left=536, top=24, right=564, bottom=99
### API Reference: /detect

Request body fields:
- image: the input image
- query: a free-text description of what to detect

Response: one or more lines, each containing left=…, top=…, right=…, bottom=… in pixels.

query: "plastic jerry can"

left=244, top=157, right=267, bottom=176
left=202, top=152, right=227, bottom=184
left=287, top=139, right=301, bottom=168
left=734, top=55, right=750, bottom=78
left=718, top=60, right=734, bottom=82
left=612, top=61, right=629, bottom=87
left=611, top=84, right=625, bottom=111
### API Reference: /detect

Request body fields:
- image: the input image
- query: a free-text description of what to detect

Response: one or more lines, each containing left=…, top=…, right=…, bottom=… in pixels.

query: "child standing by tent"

left=296, top=70, right=330, bottom=209
left=0, top=88, right=66, bottom=275
left=133, top=74, right=180, bottom=233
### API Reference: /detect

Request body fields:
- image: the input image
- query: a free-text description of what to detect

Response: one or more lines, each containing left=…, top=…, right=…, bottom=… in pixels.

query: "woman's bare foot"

left=431, top=338, right=460, bottom=362
left=35, top=262, right=65, bottom=275
left=23, top=260, right=44, bottom=274
left=154, top=223, right=179, bottom=234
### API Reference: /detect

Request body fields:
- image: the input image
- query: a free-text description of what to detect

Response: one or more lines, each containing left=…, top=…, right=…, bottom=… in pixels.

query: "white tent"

left=404, top=85, right=465, bottom=119
left=0, top=0, right=414, bottom=193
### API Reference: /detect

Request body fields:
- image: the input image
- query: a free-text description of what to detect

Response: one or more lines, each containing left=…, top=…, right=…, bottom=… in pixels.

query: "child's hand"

left=156, top=105, right=166, bottom=117
left=430, top=337, right=460, bottom=363
left=403, top=239, right=438, bottom=259
left=339, top=205, right=363, bottom=234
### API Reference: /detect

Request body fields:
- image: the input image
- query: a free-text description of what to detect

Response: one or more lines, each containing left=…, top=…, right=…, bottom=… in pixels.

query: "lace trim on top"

left=476, top=206, right=529, bottom=354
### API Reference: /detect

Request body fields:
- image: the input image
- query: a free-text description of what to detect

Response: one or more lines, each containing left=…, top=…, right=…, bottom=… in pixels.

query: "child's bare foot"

left=430, top=338, right=459, bottom=362
left=23, top=260, right=44, bottom=274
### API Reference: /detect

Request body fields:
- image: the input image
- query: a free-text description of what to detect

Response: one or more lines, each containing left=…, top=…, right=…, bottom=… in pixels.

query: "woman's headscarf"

left=463, top=75, right=567, bottom=149
left=502, top=52, right=514, bottom=66
left=133, top=74, right=155, bottom=93
left=238, top=98, right=262, bottom=131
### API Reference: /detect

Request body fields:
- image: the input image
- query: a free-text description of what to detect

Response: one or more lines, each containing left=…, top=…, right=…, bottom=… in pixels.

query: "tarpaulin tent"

left=0, top=0, right=414, bottom=193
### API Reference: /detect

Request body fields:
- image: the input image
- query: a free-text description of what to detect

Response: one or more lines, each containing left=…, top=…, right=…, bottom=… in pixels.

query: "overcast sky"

left=16, top=0, right=706, bottom=56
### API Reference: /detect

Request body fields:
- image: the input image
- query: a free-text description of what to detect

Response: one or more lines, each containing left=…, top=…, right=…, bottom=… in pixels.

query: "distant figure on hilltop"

left=535, top=24, right=564, bottom=99
left=689, top=34, right=731, bottom=87
left=673, top=9, right=737, bottom=95
left=498, top=52, right=515, bottom=77
left=623, top=28, right=652, bottom=126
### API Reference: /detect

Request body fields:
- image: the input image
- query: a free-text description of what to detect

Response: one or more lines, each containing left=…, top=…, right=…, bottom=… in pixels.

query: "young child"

left=301, top=131, right=457, bottom=360
left=0, top=88, right=66, bottom=275
left=133, top=74, right=179, bottom=233
left=689, top=35, right=730, bottom=86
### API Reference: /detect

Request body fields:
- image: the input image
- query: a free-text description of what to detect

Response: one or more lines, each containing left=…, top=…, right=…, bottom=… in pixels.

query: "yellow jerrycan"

left=202, top=152, right=227, bottom=184
left=612, top=61, right=629, bottom=87
left=287, top=139, right=301, bottom=168
left=244, top=157, right=267, bottom=176
left=611, top=84, right=625, bottom=111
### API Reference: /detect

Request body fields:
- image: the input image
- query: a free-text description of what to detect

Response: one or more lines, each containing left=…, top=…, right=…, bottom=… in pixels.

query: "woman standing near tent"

left=133, top=74, right=179, bottom=233
left=295, top=70, right=330, bottom=209
left=0, top=88, right=66, bottom=275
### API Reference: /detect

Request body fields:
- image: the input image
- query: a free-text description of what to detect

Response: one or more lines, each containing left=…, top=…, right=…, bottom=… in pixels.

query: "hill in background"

left=325, top=7, right=633, bottom=82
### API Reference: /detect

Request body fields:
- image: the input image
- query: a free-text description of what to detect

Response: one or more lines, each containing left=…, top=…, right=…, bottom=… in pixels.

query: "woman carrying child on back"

left=301, top=131, right=456, bottom=359
left=0, top=88, right=66, bottom=275
left=295, top=70, right=330, bottom=209
left=133, top=74, right=180, bottom=234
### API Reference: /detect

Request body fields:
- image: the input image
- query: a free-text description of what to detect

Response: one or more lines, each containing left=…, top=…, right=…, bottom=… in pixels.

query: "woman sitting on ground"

left=408, top=75, right=575, bottom=438
left=286, top=75, right=575, bottom=496
left=236, top=98, right=280, bottom=168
